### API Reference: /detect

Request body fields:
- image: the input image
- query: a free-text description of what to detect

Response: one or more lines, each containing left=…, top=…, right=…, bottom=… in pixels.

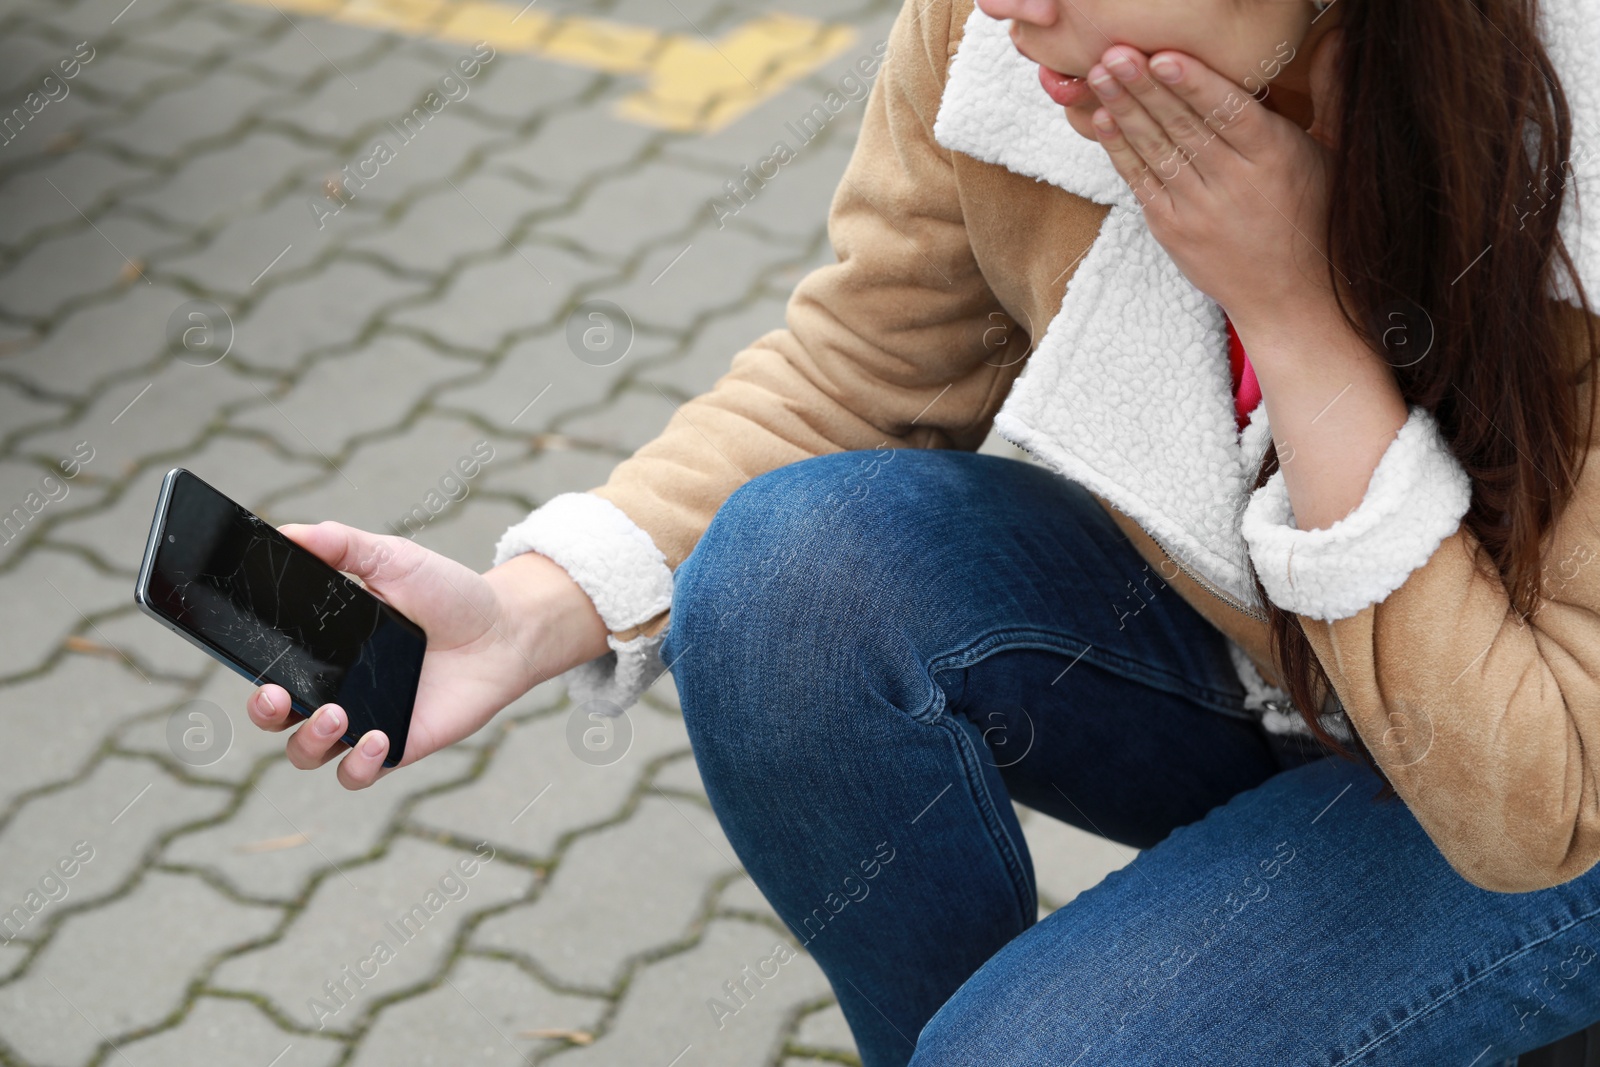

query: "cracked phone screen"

left=144, top=471, right=425, bottom=765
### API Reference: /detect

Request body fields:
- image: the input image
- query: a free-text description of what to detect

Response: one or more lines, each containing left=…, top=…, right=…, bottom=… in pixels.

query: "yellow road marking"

left=236, top=0, right=859, bottom=133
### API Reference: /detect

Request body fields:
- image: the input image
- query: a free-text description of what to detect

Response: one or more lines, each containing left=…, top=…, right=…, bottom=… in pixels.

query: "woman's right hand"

left=243, top=521, right=612, bottom=790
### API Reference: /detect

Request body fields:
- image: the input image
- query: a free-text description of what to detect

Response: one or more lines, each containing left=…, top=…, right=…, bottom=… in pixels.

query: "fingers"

left=335, top=730, right=392, bottom=791
left=1136, top=48, right=1268, bottom=157
left=247, top=684, right=297, bottom=732
left=249, top=689, right=394, bottom=788
left=285, top=702, right=351, bottom=770
left=1091, top=108, right=1157, bottom=206
left=1088, top=47, right=1199, bottom=180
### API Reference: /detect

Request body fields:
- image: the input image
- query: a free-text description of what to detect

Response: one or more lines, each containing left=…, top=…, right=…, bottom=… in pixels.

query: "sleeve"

left=493, top=0, right=1025, bottom=714
left=1239, top=336, right=1600, bottom=893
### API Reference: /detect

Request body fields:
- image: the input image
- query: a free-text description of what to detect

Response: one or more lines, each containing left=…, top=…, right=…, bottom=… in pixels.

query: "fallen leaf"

left=64, top=635, right=116, bottom=656
left=116, top=258, right=147, bottom=285
left=518, top=1029, right=595, bottom=1045
left=235, top=832, right=310, bottom=854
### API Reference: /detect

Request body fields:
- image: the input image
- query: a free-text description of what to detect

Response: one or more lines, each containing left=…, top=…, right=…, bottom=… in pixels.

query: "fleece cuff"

left=493, top=491, right=675, bottom=713
left=1240, top=405, right=1472, bottom=622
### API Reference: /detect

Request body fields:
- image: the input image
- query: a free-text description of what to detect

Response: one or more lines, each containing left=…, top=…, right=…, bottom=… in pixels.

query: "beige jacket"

left=495, top=0, right=1600, bottom=892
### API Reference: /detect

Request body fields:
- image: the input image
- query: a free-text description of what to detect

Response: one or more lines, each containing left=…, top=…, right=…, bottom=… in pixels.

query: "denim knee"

left=663, top=450, right=949, bottom=725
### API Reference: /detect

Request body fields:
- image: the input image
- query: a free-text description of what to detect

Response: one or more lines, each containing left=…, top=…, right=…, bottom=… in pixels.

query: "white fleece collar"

left=931, top=1, right=1600, bottom=604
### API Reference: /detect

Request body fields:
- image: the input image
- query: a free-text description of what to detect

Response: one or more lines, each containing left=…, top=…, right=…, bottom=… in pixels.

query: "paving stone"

left=408, top=493, right=529, bottom=570
left=19, top=360, right=258, bottom=474
left=430, top=330, right=623, bottom=438
left=594, top=224, right=791, bottom=333
left=661, top=62, right=867, bottom=185
left=0, top=151, right=154, bottom=251
left=347, top=954, right=606, bottom=1067
left=49, top=432, right=323, bottom=568
left=457, top=52, right=599, bottom=126
left=314, top=108, right=506, bottom=216
left=119, top=129, right=328, bottom=231
left=555, top=919, right=832, bottom=1066
left=539, top=159, right=719, bottom=261
left=0, top=280, right=187, bottom=396
left=227, top=17, right=393, bottom=86
left=708, top=113, right=863, bottom=244
left=158, top=187, right=346, bottom=293
left=636, top=288, right=793, bottom=393
left=277, top=47, right=477, bottom=143
left=550, top=384, right=679, bottom=457
left=410, top=702, right=691, bottom=861
left=487, top=102, right=662, bottom=191
left=164, top=744, right=474, bottom=902
left=0, top=869, right=281, bottom=1066
left=471, top=794, right=739, bottom=991
left=114, top=661, right=319, bottom=784
left=0, top=26, right=62, bottom=100
left=230, top=259, right=430, bottom=374
left=92, top=70, right=276, bottom=158
left=387, top=241, right=613, bottom=351
left=130, top=10, right=265, bottom=64
left=0, top=210, right=190, bottom=320
left=264, top=411, right=515, bottom=533
left=653, top=750, right=706, bottom=797
left=31, top=0, right=196, bottom=39
left=117, top=995, right=344, bottom=1067
left=0, top=939, right=28, bottom=982
left=473, top=446, right=627, bottom=510
left=0, top=545, right=142, bottom=679
left=0, top=754, right=230, bottom=937
left=793, top=1001, right=858, bottom=1057
left=211, top=835, right=531, bottom=1032
left=0, top=80, right=104, bottom=169
left=230, top=336, right=482, bottom=454
left=343, top=170, right=564, bottom=275
left=716, top=872, right=783, bottom=927
left=1013, top=801, right=1139, bottom=912
left=0, top=454, right=102, bottom=569
left=77, top=46, right=192, bottom=100
left=0, top=655, right=182, bottom=809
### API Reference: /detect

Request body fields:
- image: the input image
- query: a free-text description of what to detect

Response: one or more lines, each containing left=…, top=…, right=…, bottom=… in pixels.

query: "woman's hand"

left=1082, top=35, right=1345, bottom=328
left=244, top=521, right=611, bottom=790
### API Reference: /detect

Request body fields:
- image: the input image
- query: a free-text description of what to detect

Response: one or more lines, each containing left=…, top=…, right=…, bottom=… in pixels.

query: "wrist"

left=484, top=550, right=612, bottom=680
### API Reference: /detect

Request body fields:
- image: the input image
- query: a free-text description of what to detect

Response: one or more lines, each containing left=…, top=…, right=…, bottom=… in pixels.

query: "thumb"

left=1306, top=26, right=1345, bottom=150
left=277, top=520, right=422, bottom=590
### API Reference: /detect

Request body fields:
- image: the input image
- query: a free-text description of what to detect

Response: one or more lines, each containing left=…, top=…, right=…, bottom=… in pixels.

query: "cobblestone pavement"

left=0, top=0, right=1137, bottom=1063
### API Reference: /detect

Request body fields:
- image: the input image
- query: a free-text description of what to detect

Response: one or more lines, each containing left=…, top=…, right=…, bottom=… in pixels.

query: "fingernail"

left=361, top=733, right=385, bottom=757
left=1090, top=69, right=1122, bottom=98
left=315, top=708, right=342, bottom=736
left=1151, top=56, right=1181, bottom=83
left=1106, top=54, right=1137, bottom=80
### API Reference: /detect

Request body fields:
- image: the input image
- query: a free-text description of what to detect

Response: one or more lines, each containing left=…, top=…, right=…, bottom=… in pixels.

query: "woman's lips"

left=1038, top=64, right=1094, bottom=107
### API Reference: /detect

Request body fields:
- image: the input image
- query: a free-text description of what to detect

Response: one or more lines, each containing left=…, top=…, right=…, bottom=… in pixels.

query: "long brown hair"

left=1246, top=0, right=1600, bottom=783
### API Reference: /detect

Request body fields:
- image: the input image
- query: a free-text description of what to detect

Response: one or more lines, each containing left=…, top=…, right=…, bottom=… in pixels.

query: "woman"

left=246, top=0, right=1600, bottom=1061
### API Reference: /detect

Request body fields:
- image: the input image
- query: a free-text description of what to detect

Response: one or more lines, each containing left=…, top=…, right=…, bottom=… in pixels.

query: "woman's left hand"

left=1085, top=36, right=1344, bottom=328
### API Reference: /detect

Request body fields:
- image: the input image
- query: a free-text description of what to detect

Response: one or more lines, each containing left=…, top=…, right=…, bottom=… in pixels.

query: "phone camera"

left=167, top=534, right=177, bottom=543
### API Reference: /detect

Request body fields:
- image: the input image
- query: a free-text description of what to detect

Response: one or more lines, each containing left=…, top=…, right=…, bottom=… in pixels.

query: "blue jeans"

left=661, top=448, right=1600, bottom=1067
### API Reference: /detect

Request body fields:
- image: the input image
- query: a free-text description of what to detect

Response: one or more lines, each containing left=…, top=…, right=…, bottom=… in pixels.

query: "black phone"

left=133, top=468, right=425, bottom=768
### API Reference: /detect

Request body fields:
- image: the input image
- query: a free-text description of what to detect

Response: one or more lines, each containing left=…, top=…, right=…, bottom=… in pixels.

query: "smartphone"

left=133, top=468, right=425, bottom=768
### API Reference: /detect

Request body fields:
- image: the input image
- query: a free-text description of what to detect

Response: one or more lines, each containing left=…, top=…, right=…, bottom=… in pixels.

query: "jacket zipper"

left=1145, top=528, right=1269, bottom=622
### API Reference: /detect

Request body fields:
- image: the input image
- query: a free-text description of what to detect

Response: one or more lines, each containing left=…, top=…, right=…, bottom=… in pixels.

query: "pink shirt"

left=1225, top=314, right=1262, bottom=432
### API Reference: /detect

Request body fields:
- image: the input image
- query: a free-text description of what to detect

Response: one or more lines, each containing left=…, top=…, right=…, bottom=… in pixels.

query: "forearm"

left=1231, top=295, right=1409, bottom=532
